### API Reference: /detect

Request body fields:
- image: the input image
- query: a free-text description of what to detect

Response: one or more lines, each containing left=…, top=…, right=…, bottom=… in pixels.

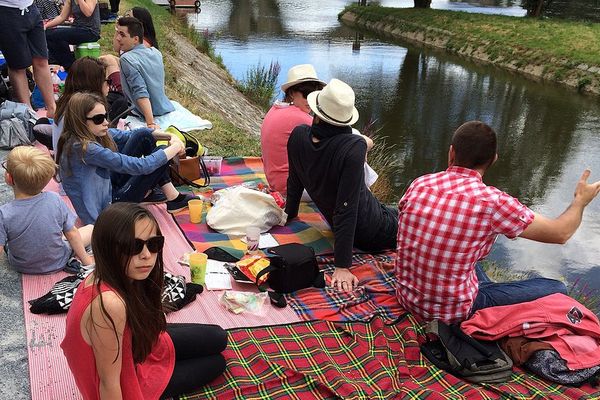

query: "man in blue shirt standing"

left=115, top=16, right=174, bottom=129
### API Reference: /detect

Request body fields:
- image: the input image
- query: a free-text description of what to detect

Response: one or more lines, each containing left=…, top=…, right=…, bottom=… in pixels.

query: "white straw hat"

left=306, top=79, right=359, bottom=127
left=280, top=64, right=326, bottom=92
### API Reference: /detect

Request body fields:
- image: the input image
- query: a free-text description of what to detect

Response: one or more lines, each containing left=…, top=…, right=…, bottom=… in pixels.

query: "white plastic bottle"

left=51, top=72, right=60, bottom=100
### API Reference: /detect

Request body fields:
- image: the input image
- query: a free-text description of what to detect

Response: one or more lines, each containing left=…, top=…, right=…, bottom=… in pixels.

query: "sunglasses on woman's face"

left=86, top=113, right=108, bottom=125
left=132, top=235, right=164, bottom=255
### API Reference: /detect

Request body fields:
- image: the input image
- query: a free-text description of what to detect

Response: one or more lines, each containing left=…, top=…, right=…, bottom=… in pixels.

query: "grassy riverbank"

left=99, top=0, right=262, bottom=156
left=340, top=5, right=600, bottom=95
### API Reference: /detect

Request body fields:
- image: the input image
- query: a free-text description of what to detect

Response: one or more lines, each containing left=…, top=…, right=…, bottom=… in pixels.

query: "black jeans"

left=109, top=0, right=120, bottom=13
left=161, top=323, right=228, bottom=399
left=45, top=26, right=99, bottom=69
left=111, top=129, right=171, bottom=203
left=355, top=205, right=399, bottom=252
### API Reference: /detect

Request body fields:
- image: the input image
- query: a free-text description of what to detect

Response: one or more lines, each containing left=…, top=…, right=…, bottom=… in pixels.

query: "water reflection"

left=227, top=0, right=284, bottom=40
left=185, top=0, right=600, bottom=288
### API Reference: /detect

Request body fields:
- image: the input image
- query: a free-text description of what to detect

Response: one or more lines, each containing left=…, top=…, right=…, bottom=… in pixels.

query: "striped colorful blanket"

left=174, top=157, right=334, bottom=255
left=182, top=315, right=599, bottom=400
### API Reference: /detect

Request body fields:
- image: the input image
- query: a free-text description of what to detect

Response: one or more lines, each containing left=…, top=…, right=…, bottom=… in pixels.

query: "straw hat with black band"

left=306, top=79, right=359, bottom=127
left=281, top=64, right=326, bottom=92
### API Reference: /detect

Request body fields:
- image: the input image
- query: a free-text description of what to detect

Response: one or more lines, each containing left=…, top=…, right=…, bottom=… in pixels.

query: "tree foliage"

left=413, top=0, right=431, bottom=8
left=521, top=0, right=555, bottom=17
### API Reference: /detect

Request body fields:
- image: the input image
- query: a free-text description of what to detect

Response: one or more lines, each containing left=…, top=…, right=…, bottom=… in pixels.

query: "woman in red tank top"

left=62, top=203, right=227, bottom=399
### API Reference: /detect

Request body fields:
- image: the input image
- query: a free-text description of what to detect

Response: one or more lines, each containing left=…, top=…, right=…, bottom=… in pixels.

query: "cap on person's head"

left=281, top=64, right=326, bottom=92
left=307, top=79, right=359, bottom=127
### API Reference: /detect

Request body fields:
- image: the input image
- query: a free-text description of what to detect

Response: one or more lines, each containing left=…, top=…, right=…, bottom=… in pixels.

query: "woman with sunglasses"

left=56, top=92, right=196, bottom=224
left=260, top=64, right=325, bottom=196
left=62, top=202, right=227, bottom=399
left=50, top=56, right=129, bottom=152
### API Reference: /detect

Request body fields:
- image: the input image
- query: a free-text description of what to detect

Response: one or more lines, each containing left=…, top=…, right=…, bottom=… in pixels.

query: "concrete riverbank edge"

left=339, top=6, right=600, bottom=96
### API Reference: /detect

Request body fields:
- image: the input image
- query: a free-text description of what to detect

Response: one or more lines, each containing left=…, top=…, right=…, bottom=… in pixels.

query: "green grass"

left=342, top=5, right=600, bottom=68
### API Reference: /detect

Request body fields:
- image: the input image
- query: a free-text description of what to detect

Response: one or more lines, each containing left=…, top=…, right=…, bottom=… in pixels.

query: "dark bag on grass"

left=255, top=243, right=324, bottom=293
left=420, top=319, right=513, bottom=384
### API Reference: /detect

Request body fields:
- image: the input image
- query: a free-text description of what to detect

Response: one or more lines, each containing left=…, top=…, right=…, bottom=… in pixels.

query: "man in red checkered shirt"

left=395, top=121, right=600, bottom=323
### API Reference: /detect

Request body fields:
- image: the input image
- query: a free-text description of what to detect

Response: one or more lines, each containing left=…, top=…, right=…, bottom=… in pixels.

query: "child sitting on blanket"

left=56, top=92, right=197, bottom=224
left=62, top=203, right=227, bottom=399
left=0, top=146, right=94, bottom=274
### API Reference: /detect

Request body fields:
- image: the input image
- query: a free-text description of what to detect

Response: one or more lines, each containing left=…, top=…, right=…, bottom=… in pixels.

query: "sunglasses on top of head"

left=86, top=113, right=109, bottom=125
left=131, top=235, right=165, bottom=255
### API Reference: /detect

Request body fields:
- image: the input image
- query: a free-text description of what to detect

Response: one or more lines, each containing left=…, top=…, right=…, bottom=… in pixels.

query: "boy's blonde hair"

left=6, top=146, right=56, bottom=195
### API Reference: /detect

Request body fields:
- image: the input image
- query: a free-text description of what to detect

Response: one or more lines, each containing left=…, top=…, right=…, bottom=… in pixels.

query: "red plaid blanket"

left=181, top=316, right=599, bottom=399
left=287, top=251, right=405, bottom=323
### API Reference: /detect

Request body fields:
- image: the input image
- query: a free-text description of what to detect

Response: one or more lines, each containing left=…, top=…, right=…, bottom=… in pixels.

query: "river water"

left=183, top=0, right=600, bottom=291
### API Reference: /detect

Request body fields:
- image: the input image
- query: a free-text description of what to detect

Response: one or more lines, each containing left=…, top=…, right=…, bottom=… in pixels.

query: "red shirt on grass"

left=395, top=166, right=535, bottom=323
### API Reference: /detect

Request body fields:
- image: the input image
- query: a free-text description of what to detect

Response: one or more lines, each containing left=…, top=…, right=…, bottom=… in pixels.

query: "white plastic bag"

left=206, top=186, right=287, bottom=235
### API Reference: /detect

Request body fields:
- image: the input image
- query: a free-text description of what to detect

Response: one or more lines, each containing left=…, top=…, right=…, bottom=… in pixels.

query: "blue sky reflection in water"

left=185, top=0, right=600, bottom=291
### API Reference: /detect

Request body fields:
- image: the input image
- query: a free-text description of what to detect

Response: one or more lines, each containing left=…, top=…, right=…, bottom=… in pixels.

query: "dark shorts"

left=0, top=4, right=48, bottom=69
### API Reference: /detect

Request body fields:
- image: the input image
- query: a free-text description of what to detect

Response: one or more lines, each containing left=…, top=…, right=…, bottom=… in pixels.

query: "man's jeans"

left=470, top=263, right=567, bottom=315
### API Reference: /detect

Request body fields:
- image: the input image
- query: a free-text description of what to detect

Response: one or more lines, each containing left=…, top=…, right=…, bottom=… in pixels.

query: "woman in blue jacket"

left=56, top=91, right=195, bottom=224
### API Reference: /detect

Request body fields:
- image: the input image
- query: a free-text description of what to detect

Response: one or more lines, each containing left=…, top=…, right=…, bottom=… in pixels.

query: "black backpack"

left=255, top=243, right=325, bottom=293
left=420, top=319, right=513, bottom=384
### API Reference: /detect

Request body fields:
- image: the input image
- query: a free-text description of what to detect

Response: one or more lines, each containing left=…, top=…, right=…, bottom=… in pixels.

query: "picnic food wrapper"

left=236, top=255, right=270, bottom=285
left=219, top=291, right=268, bottom=315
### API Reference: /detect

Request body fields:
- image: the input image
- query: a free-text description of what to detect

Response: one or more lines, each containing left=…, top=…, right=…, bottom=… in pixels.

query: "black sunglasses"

left=86, top=113, right=108, bottom=125
left=1, top=160, right=6, bottom=171
left=132, top=235, right=164, bottom=255
left=105, top=77, right=112, bottom=86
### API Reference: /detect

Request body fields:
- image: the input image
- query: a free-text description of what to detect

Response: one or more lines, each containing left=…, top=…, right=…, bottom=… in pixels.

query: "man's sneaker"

left=141, top=188, right=168, bottom=205
left=167, top=194, right=197, bottom=214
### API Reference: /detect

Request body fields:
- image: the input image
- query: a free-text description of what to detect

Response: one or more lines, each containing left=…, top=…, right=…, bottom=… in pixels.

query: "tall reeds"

left=237, top=61, right=281, bottom=111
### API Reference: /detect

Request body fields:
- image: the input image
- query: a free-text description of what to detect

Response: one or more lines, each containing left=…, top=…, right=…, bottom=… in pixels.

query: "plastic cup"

left=188, top=199, right=204, bottom=223
left=246, top=226, right=261, bottom=254
left=189, top=252, right=208, bottom=285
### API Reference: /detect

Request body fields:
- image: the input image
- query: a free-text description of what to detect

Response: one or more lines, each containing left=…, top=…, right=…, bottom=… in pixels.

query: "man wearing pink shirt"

left=396, top=121, right=600, bottom=323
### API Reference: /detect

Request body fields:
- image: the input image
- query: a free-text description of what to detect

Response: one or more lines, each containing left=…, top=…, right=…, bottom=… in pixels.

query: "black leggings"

left=161, top=323, right=228, bottom=399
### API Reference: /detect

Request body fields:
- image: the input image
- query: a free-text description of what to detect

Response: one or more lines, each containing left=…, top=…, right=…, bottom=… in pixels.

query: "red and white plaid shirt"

left=395, top=166, right=534, bottom=323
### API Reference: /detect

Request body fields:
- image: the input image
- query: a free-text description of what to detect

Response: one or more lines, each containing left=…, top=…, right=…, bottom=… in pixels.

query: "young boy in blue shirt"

left=0, top=146, right=93, bottom=274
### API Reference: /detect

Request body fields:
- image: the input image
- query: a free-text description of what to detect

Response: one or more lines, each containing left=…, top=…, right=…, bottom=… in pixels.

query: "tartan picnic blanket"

left=286, top=251, right=405, bottom=324
left=181, top=315, right=600, bottom=400
left=174, top=157, right=334, bottom=255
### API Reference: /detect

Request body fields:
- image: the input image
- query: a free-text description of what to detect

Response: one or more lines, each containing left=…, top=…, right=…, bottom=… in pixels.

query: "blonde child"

left=0, top=146, right=93, bottom=274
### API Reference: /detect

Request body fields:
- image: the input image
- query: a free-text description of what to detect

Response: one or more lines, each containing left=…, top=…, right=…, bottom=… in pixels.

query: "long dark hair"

left=131, top=7, right=159, bottom=49
left=92, top=203, right=166, bottom=364
left=56, top=92, right=117, bottom=177
left=55, top=57, right=107, bottom=124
